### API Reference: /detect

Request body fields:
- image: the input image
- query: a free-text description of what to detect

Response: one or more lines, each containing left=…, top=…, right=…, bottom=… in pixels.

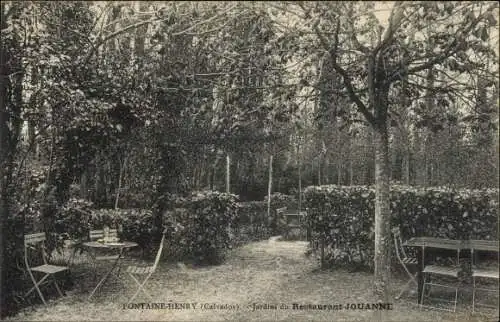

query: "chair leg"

left=472, top=276, right=476, bottom=313
left=90, top=252, right=98, bottom=281
left=26, top=273, right=50, bottom=305
left=396, top=276, right=417, bottom=300
left=128, top=273, right=153, bottom=303
left=453, top=282, right=458, bottom=313
left=420, top=273, right=427, bottom=307
left=52, top=275, right=64, bottom=297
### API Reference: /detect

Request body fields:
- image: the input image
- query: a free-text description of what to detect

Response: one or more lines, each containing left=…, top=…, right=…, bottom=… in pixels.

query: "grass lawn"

left=6, top=237, right=499, bottom=321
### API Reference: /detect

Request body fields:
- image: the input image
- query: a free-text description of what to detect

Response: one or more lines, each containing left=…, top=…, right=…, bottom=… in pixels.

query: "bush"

left=90, top=208, right=124, bottom=228
left=304, top=185, right=499, bottom=268
left=164, top=191, right=238, bottom=264
left=119, top=209, right=157, bottom=252
left=55, top=198, right=94, bottom=243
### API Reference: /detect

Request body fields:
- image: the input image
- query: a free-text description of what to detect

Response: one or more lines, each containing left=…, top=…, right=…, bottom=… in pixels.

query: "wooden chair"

left=391, top=227, right=418, bottom=300
left=124, top=230, right=166, bottom=303
left=470, top=243, right=499, bottom=314
left=24, top=233, right=69, bottom=305
left=420, top=245, right=462, bottom=312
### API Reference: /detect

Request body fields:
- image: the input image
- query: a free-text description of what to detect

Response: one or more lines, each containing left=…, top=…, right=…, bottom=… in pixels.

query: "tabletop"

left=83, top=241, right=138, bottom=249
left=404, top=237, right=499, bottom=252
left=404, top=237, right=466, bottom=250
left=283, top=213, right=306, bottom=216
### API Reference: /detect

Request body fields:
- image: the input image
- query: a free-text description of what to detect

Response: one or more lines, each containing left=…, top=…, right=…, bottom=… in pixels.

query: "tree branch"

left=313, top=22, right=376, bottom=125
left=176, top=9, right=248, bottom=37
left=171, top=4, right=238, bottom=36
left=374, top=1, right=406, bottom=56
left=403, top=9, right=493, bottom=77
left=84, top=4, right=238, bottom=65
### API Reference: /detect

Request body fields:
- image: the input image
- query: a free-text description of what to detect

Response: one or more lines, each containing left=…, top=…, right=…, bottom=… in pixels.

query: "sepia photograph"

left=0, top=1, right=498, bottom=321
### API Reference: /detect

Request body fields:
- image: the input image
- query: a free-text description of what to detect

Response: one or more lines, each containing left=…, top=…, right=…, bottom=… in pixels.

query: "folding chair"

left=471, top=244, right=499, bottom=314
left=125, top=230, right=166, bottom=303
left=420, top=246, right=462, bottom=312
left=24, top=232, right=69, bottom=305
left=391, top=227, right=418, bottom=300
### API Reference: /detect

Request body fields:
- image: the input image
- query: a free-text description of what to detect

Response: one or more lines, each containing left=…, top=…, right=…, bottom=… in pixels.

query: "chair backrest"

left=25, top=232, right=46, bottom=246
left=89, top=229, right=118, bottom=240
left=24, top=232, right=48, bottom=268
left=152, top=232, right=166, bottom=270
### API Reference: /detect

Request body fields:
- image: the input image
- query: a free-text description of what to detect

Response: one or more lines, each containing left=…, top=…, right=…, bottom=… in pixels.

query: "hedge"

left=304, top=185, right=499, bottom=268
left=50, top=191, right=300, bottom=263
left=163, top=191, right=239, bottom=264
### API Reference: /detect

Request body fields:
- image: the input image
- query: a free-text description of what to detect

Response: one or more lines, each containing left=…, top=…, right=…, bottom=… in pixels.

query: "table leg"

left=88, top=249, right=124, bottom=300
left=417, top=247, right=423, bottom=304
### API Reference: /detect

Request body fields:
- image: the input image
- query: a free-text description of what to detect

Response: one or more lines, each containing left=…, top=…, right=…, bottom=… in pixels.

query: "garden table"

left=83, top=241, right=138, bottom=300
left=403, top=237, right=499, bottom=304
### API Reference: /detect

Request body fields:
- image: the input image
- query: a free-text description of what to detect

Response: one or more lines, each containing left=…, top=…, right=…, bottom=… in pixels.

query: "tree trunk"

left=1, top=4, right=24, bottom=313
left=337, top=152, right=342, bottom=185
left=226, top=154, right=230, bottom=193
left=267, top=154, right=273, bottom=233
left=403, top=147, right=411, bottom=185
left=0, top=25, right=7, bottom=315
left=317, top=155, right=321, bottom=185
left=298, top=155, right=302, bottom=212
left=348, top=137, right=353, bottom=185
left=114, top=154, right=127, bottom=209
left=211, top=153, right=221, bottom=191
left=373, top=121, right=392, bottom=304
left=324, top=156, right=329, bottom=184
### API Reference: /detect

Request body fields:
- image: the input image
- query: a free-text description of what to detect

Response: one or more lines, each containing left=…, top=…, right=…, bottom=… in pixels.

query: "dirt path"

left=8, top=237, right=496, bottom=321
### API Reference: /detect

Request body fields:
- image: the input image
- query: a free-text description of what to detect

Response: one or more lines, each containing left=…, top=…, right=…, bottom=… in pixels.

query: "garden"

left=1, top=1, right=499, bottom=321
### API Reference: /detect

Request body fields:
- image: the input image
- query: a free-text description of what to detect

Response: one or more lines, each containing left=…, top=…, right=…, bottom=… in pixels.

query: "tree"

left=1, top=2, right=40, bottom=314
left=275, top=1, right=499, bottom=303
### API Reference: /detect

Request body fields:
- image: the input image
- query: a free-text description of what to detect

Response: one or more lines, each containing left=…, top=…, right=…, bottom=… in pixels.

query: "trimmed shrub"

left=114, top=209, right=156, bottom=252
left=164, top=191, right=238, bottom=264
left=90, top=208, right=124, bottom=228
left=304, top=185, right=499, bottom=268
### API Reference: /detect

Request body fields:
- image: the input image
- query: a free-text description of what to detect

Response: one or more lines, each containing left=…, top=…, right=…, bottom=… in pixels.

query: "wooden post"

left=320, top=234, right=325, bottom=269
